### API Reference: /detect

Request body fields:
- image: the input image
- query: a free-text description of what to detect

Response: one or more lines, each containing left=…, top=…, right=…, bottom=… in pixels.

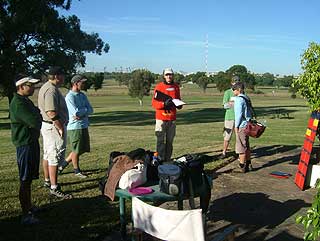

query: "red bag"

left=244, top=120, right=266, bottom=138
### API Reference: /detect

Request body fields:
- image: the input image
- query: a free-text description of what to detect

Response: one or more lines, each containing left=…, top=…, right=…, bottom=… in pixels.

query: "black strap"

left=238, top=95, right=256, bottom=119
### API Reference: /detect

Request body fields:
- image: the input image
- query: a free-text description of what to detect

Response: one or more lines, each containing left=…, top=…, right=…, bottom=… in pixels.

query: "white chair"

left=132, top=197, right=205, bottom=241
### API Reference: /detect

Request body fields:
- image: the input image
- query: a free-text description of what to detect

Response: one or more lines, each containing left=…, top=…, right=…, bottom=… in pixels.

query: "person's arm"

left=84, top=94, right=93, bottom=115
left=151, top=85, right=166, bottom=110
left=176, top=85, right=183, bottom=110
left=15, top=99, right=41, bottom=130
left=46, top=110, right=64, bottom=137
left=234, top=97, right=243, bottom=129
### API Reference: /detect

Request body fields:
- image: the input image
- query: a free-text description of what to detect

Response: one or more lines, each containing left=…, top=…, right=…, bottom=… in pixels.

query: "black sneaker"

left=50, top=187, right=73, bottom=199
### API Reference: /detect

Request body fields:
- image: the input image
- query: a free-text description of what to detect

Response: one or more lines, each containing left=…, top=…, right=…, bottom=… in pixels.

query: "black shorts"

left=16, top=141, right=40, bottom=182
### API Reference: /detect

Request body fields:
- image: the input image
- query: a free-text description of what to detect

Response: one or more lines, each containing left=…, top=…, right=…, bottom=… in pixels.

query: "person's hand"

left=164, top=99, right=174, bottom=109
left=73, top=115, right=81, bottom=120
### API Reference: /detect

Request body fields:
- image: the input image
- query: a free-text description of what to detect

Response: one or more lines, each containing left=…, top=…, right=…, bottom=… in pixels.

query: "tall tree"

left=128, top=69, right=155, bottom=106
left=0, top=0, right=109, bottom=103
left=214, top=71, right=230, bottom=92
left=292, top=42, right=320, bottom=111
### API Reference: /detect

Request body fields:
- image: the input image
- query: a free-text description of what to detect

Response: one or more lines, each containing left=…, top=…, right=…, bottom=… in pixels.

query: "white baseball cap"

left=15, top=76, right=40, bottom=86
left=163, top=68, right=174, bottom=75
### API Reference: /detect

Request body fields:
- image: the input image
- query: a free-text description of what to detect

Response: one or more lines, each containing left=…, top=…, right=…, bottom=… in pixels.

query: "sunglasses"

left=23, top=83, right=35, bottom=87
left=165, top=73, right=173, bottom=76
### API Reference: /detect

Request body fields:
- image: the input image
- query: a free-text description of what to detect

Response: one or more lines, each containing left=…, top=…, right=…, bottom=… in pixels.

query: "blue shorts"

left=16, top=141, right=40, bottom=182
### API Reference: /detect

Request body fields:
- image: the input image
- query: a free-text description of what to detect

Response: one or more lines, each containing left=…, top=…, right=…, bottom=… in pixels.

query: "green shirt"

left=10, top=93, right=42, bottom=147
left=223, top=88, right=235, bottom=120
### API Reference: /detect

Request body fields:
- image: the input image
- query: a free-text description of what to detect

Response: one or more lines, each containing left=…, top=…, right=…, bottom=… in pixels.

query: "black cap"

left=48, top=66, right=64, bottom=75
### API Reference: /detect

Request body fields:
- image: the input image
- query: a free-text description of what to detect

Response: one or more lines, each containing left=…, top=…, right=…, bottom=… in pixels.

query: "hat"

left=15, top=75, right=40, bottom=86
left=163, top=68, right=174, bottom=75
left=71, top=74, right=87, bottom=84
left=48, top=66, right=64, bottom=75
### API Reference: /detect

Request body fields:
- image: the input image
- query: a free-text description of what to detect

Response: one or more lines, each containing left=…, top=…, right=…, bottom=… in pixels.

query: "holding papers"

left=154, top=90, right=185, bottom=107
left=172, top=98, right=185, bottom=107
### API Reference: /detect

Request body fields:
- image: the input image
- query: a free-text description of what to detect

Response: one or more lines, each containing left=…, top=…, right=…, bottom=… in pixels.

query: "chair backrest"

left=132, top=197, right=205, bottom=241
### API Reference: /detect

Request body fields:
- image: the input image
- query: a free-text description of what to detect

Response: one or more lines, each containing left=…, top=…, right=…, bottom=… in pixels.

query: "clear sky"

left=61, top=0, right=320, bottom=75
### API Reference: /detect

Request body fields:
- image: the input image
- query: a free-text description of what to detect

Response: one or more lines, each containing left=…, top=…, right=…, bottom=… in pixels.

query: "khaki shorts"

left=223, top=120, right=235, bottom=141
left=235, top=128, right=250, bottom=154
left=41, top=122, right=66, bottom=166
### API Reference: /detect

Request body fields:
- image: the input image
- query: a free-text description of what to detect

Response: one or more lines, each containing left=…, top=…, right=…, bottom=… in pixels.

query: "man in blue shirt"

left=58, top=75, right=93, bottom=178
left=232, top=82, right=252, bottom=173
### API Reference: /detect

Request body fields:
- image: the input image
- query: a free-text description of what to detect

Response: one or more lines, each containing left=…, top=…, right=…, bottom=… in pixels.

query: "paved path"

left=207, top=145, right=317, bottom=241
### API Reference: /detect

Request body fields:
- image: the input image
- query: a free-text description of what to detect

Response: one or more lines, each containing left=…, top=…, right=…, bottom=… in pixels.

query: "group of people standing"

left=9, top=66, right=93, bottom=224
left=9, top=66, right=252, bottom=225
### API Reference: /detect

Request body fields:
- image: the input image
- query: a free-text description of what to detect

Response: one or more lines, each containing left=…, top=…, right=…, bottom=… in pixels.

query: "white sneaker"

left=75, top=172, right=88, bottom=178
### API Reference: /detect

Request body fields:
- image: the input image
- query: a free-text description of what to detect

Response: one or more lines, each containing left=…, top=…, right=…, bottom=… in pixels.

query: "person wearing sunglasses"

left=9, top=74, right=42, bottom=224
left=151, top=68, right=183, bottom=162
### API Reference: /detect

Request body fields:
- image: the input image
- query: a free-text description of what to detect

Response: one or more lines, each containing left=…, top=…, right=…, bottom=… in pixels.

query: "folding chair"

left=132, top=197, right=205, bottom=241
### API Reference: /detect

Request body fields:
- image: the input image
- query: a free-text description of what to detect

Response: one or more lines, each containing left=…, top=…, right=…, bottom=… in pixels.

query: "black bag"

left=174, top=154, right=204, bottom=194
left=158, top=164, right=184, bottom=196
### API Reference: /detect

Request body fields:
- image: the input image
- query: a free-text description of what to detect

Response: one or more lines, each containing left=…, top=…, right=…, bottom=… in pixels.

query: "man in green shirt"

left=10, top=74, right=42, bottom=225
left=220, top=76, right=239, bottom=158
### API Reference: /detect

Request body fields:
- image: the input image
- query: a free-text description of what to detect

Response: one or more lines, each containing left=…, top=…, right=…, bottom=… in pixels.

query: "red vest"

left=151, top=82, right=181, bottom=121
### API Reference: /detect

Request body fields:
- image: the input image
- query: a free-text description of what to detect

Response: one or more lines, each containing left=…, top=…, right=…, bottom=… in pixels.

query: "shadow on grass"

left=0, top=195, right=122, bottom=241
left=0, top=105, right=302, bottom=130
left=90, top=105, right=300, bottom=127
left=208, top=192, right=308, bottom=241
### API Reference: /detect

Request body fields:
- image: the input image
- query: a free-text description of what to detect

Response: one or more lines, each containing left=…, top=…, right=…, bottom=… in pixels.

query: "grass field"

left=0, top=81, right=310, bottom=241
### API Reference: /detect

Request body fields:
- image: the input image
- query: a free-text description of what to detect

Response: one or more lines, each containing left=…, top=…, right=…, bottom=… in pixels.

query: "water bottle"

left=152, top=152, right=159, bottom=166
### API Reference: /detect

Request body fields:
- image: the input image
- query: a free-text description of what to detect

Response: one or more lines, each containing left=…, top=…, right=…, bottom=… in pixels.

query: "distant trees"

left=292, top=42, right=320, bottom=111
left=127, top=69, right=155, bottom=106
left=0, top=0, right=109, bottom=103
left=81, top=72, right=104, bottom=91
left=255, top=73, right=275, bottom=86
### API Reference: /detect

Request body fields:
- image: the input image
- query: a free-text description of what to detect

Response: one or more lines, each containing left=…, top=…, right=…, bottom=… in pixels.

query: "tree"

left=214, top=71, right=230, bottom=92
left=0, top=0, right=109, bottom=103
left=115, top=72, right=131, bottom=86
left=196, top=75, right=210, bottom=93
left=255, top=72, right=275, bottom=86
left=128, top=69, right=155, bottom=106
left=226, top=65, right=256, bottom=90
left=274, top=75, right=294, bottom=88
left=292, top=42, right=320, bottom=111
left=82, top=72, right=104, bottom=91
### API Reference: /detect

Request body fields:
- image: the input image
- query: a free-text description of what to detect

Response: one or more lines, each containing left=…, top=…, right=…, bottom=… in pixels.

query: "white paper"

left=230, top=96, right=236, bottom=101
left=172, top=99, right=186, bottom=107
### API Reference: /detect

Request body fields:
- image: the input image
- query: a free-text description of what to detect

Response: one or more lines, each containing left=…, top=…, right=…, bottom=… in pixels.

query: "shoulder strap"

left=238, top=95, right=256, bottom=119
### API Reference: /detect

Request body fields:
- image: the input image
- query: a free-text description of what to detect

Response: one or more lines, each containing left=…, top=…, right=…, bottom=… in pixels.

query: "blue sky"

left=61, top=0, right=320, bottom=75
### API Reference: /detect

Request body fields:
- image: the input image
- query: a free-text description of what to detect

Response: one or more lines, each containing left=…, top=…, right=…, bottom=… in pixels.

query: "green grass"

left=0, top=83, right=310, bottom=241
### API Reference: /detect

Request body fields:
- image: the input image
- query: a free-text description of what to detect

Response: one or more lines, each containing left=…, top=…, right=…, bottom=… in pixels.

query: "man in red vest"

left=151, top=68, right=183, bottom=162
